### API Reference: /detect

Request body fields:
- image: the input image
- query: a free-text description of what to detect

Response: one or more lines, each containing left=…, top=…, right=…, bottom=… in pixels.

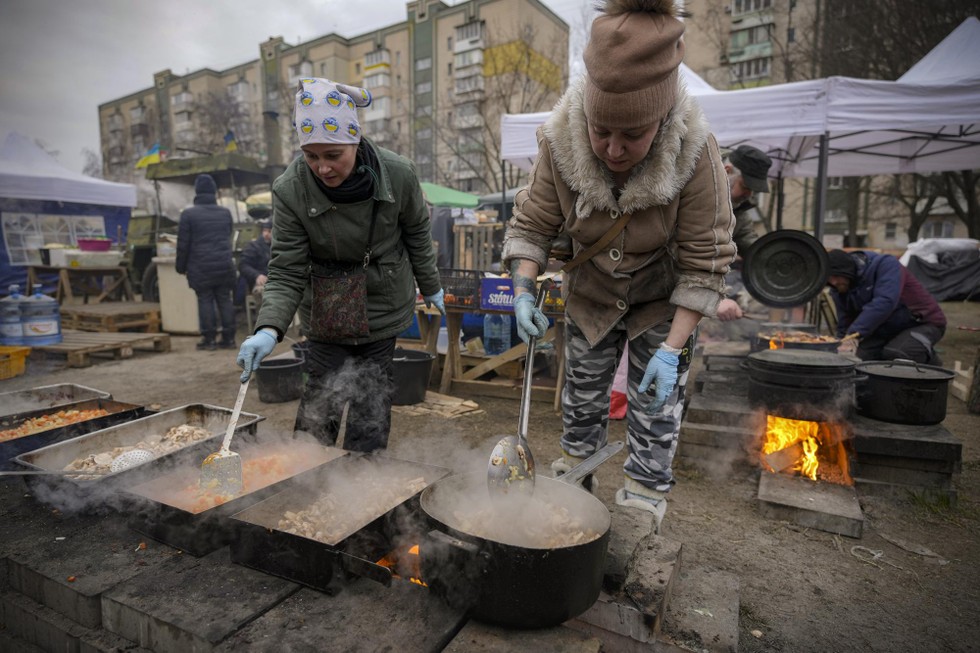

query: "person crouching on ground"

left=502, top=0, right=736, bottom=532
left=826, top=249, right=946, bottom=364
left=236, top=78, right=445, bottom=453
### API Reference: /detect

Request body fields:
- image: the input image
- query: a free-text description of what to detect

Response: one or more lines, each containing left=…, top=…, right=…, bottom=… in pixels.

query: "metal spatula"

left=200, top=377, right=248, bottom=496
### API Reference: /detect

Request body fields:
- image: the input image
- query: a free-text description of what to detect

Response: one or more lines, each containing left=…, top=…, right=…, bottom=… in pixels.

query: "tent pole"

left=813, top=132, right=829, bottom=243
left=153, top=180, right=162, bottom=237
left=500, top=160, right=506, bottom=222
left=775, top=173, right=785, bottom=231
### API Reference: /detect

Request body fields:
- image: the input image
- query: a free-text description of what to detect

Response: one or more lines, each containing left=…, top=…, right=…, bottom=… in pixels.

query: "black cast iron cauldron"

left=855, top=360, right=955, bottom=425
left=418, top=441, right=623, bottom=629
left=743, top=349, right=861, bottom=421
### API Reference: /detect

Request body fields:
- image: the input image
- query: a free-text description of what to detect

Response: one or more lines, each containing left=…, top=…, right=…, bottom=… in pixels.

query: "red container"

left=77, top=238, right=113, bottom=252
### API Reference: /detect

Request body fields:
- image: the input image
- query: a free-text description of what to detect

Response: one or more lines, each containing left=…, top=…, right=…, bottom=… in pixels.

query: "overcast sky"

left=0, top=0, right=593, bottom=175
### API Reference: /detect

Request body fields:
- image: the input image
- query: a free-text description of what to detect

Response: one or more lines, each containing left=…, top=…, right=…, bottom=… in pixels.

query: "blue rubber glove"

left=236, top=329, right=277, bottom=382
left=424, top=288, right=446, bottom=315
left=513, top=292, right=549, bottom=344
left=638, top=345, right=680, bottom=414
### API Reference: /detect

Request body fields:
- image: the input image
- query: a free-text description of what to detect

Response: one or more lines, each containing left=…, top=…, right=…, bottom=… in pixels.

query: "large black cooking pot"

left=742, top=230, right=829, bottom=308
left=743, top=349, right=860, bottom=420
left=419, top=442, right=622, bottom=629
left=855, top=360, right=955, bottom=425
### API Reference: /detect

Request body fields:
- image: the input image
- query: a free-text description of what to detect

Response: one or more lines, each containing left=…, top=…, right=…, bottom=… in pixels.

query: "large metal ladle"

left=487, top=278, right=554, bottom=497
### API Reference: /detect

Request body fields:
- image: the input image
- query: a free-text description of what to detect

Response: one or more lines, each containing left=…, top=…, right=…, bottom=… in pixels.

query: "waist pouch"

left=309, top=260, right=369, bottom=340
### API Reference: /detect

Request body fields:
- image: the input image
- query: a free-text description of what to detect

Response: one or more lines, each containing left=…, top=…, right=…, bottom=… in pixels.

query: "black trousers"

left=194, top=280, right=236, bottom=344
left=858, top=323, right=945, bottom=365
left=294, top=336, right=396, bottom=453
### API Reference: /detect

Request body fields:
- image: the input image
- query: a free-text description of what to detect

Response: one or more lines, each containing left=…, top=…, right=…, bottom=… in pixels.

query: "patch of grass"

left=906, top=489, right=980, bottom=527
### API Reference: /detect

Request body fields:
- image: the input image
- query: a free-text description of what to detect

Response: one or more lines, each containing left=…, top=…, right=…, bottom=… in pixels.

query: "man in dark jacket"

left=176, top=174, right=237, bottom=350
left=826, top=249, right=946, bottom=364
left=238, top=220, right=272, bottom=293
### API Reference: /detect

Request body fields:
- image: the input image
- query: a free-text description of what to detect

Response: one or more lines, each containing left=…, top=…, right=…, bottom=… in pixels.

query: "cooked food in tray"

left=61, top=423, right=212, bottom=477
left=0, top=408, right=111, bottom=443
left=762, top=330, right=839, bottom=344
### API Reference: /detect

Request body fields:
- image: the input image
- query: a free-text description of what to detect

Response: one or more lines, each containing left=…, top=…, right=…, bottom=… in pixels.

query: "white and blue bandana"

left=293, top=78, right=372, bottom=146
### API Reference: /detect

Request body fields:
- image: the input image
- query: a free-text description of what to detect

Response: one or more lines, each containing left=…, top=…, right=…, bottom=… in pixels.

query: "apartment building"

left=99, top=0, right=567, bottom=203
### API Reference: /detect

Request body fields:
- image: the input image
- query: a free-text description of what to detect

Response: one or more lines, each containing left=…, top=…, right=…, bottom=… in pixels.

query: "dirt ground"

left=4, top=301, right=979, bottom=653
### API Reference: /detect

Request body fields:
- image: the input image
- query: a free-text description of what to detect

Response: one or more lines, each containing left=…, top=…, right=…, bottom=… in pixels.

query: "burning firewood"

left=764, top=443, right=804, bottom=473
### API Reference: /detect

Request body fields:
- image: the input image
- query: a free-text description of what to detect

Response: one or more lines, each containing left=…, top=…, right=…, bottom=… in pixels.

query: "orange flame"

left=376, top=543, right=427, bottom=586
left=761, top=415, right=853, bottom=485
left=769, top=336, right=784, bottom=349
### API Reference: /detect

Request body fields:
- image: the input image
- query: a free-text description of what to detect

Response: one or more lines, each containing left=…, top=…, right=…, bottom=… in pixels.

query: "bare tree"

left=805, top=0, right=980, bottom=241
left=426, top=20, right=567, bottom=195
left=184, top=92, right=253, bottom=157
left=81, top=148, right=102, bottom=179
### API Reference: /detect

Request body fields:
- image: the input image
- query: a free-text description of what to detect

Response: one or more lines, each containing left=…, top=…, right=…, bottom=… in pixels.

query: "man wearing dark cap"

left=826, top=249, right=946, bottom=363
left=725, top=145, right=773, bottom=254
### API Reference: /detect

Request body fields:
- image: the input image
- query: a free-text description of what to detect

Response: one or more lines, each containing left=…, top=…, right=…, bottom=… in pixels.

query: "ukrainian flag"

left=224, top=130, right=238, bottom=153
left=135, top=143, right=161, bottom=169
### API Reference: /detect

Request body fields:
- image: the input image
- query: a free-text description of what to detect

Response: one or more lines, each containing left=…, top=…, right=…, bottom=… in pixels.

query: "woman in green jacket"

left=237, top=78, right=444, bottom=452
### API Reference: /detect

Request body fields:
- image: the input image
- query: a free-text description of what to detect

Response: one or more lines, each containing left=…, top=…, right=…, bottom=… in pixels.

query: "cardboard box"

left=480, top=277, right=564, bottom=314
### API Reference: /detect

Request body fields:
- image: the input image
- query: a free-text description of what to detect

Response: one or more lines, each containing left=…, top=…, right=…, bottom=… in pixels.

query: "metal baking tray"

left=0, top=383, right=113, bottom=420
left=229, top=454, right=450, bottom=593
left=0, top=398, right=144, bottom=470
left=12, top=404, right=264, bottom=510
left=124, top=442, right=350, bottom=557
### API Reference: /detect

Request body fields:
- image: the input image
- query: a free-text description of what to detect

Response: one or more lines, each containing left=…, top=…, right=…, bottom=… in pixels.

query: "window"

left=448, top=63, right=452, bottom=75
left=447, top=37, right=453, bottom=50
left=730, top=24, right=771, bottom=49
left=885, top=222, right=897, bottom=239
left=171, top=91, right=192, bottom=106
left=416, top=57, right=432, bottom=71
left=787, top=27, right=796, bottom=43
left=355, top=63, right=361, bottom=75
left=733, top=0, right=772, bottom=15
left=129, top=106, right=145, bottom=122
left=366, top=50, right=390, bottom=66
left=456, top=21, right=482, bottom=41
left=288, top=61, right=313, bottom=84
left=922, top=220, right=954, bottom=238
left=828, top=176, right=844, bottom=189
left=228, top=80, right=250, bottom=101
left=454, top=49, right=483, bottom=68
left=365, top=73, right=391, bottom=89
left=455, top=76, right=484, bottom=94
left=416, top=127, right=432, bottom=139
left=729, top=57, right=770, bottom=82
left=415, top=81, right=432, bottom=94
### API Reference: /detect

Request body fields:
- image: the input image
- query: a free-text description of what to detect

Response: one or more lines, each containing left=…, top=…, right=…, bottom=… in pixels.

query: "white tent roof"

left=501, top=18, right=980, bottom=179
left=0, top=132, right=137, bottom=207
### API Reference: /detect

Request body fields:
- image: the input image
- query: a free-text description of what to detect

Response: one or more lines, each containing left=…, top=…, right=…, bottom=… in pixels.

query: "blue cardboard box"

left=480, top=278, right=515, bottom=312
left=480, top=277, right=564, bottom=313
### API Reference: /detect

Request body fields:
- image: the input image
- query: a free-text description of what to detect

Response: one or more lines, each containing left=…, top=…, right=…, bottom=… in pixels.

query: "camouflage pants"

left=559, top=318, right=693, bottom=493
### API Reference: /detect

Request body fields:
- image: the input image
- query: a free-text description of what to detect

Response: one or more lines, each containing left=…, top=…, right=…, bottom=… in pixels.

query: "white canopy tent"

left=0, top=132, right=137, bottom=207
left=500, top=18, right=980, bottom=238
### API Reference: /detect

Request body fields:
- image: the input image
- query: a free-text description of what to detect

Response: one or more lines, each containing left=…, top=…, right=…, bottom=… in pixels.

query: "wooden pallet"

left=60, top=302, right=161, bottom=333
left=30, top=329, right=171, bottom=368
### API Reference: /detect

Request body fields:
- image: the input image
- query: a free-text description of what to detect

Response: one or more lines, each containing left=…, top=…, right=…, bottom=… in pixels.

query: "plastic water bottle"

left=483, top=313, right=511, bottom=356
left=21, top=288, right=62, bottom=345
left=0, top=285, right=26, bottom=345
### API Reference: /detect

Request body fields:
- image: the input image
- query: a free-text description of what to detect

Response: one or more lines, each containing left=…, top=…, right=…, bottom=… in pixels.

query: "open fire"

left=760, top=414, right=854, bottom=485
left=377, top=543, right=426, bottom=586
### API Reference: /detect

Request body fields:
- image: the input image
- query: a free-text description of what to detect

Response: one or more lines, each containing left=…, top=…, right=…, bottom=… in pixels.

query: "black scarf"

left=314, top=142, right=378, bottom=204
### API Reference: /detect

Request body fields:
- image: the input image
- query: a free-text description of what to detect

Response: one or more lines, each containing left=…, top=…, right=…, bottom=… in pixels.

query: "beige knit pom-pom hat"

left=583, top=0, right=685, bottom=130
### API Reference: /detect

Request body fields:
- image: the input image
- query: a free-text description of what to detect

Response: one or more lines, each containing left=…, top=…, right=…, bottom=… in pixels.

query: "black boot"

left=196, top=339, right=216, bottom=351
left=217, top=339, right=237, bottom=350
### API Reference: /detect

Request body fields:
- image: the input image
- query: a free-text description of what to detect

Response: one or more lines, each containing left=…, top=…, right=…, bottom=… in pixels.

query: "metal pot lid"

left=742, top=230, right=828, bottom=308
left=856, top=360, right=955, bottom=381
left=748, top=348, right=856, bottom=370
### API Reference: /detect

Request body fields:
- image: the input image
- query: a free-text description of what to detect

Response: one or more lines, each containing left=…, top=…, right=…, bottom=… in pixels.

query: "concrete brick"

left=758, top=472, right=864, bottom=538
left=660, top=566, right=739, bottom=653
left=445, top=620, right=602, bottom=653
left=6, top=516, right=182, bottom=628
left=680, top=421, right=756, bottom=451
left=101, top=546, right=299, bottom=652
left=684, top=394, right=758, bottom=428
left=854, top=477, right=957, bottom=506
left=626, top=535, right=683, bottom=634
left=219, top=581, right=466, bottom=653
left=855, top=452, right=961, bottom=474
left=605, top=505, right=656, bottom=592
left=851, top=462, right=955, bottom=489
left=849, top=415, right=963, bottom=462
left=692, top=371, right=749, bottom=396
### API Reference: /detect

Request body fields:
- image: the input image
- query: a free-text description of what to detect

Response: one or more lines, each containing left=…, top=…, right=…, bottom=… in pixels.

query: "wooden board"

left=60, top=302, right=161, bottom=333
left=391, top=390, right=484, bottom=418
left=29, top=329, right=171, bottom=368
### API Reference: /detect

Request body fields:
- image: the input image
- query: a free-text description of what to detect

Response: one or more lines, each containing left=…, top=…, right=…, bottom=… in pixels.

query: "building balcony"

left=130, top=123, right=150, bottom=139
left=727, top=42, right=773, bottom=63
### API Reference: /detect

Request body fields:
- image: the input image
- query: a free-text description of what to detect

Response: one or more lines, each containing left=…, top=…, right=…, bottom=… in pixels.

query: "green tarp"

left=420, top=182, right=480, bottom=208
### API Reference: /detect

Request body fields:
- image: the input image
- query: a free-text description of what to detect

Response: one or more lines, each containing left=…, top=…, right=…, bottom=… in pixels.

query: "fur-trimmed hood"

left=541, top=75, right=711, bottom=219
